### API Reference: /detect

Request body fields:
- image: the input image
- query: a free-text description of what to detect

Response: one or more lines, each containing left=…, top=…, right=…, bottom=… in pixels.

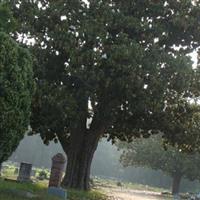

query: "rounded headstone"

left=52, top=153, right=66, bottom=164
left=49, top=153, right=66, bottom=188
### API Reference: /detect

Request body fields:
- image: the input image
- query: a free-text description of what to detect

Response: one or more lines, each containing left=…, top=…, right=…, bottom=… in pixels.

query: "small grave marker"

left=48, top=153, right=67, bottom=199
left=17, top=162, right=32, bottom=182
left=48, top=153, right=66, bottom=188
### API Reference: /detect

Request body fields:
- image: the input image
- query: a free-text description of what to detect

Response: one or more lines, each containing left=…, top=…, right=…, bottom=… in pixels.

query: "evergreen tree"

left=0, top=3, right=34, bottom=164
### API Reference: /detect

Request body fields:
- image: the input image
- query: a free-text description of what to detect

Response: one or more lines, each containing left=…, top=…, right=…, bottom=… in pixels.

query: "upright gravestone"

left=48, top=153, right=67, bottom=199
left=48, top=153, right=66, bottom=188
left=17, top=162, right=32, bottom=182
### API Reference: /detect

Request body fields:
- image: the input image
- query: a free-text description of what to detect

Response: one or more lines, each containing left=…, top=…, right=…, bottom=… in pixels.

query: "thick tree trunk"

left=172, top=173, right=182, bottom=195
left=61, top=133, right=100, bottom=190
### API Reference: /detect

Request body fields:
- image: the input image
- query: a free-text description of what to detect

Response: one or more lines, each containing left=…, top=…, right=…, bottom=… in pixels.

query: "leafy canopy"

left=10, top=0, right=200, bottom=146
left=118, top=134, right=200, bottom=181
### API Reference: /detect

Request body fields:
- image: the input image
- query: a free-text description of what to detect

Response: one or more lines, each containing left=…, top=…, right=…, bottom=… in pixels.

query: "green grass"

left=0, top=179, right=107, bottom=200
left=0, top=165, right=106, bottom=200
left=0, top=179, right=59, bottom=200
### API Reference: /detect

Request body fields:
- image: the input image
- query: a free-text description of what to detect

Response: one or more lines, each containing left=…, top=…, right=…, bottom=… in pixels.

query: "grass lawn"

left=0, top=179, right=107, bottom=200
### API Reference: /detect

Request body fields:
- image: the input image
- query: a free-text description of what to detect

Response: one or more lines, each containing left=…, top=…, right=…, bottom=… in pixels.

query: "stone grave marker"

left=17, top=162, right=32, bottom=182
left=48, top=153, right=66, bottom=188
left=48, top=153, right=67, bottom=199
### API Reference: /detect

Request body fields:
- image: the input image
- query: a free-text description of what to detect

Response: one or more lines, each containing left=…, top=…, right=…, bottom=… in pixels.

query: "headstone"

left=17, top=162, right=32, bottom=182
left=48, top=153, right=66, bottom=188
left=48, top=187, right=67, bottom=200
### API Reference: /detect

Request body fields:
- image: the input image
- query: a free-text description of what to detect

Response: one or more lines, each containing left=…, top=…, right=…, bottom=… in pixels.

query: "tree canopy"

left=0, top=1, right=16, bottom=33
left=118, top=134, right=200, bottom=194
left=0, top=3, right=34, bottom=163
left=10, top=0, right=200, bottom=189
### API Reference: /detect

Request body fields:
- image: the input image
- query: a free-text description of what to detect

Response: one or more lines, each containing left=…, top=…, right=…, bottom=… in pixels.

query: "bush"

left=38, top=171, right=48, bottom=180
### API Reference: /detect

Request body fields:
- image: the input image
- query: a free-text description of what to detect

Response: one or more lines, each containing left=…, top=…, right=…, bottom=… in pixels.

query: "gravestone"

left=48, top=153, right=66, bottom=188
left=17, top=162, right=32, bottom=182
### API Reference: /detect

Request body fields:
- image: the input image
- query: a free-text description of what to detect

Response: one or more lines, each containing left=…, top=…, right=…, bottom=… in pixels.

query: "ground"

left=95, top=179, right=172, bottom=200
left=0, top=164, right=190, bottom=200
left=102, top=187, right=171, bottom=200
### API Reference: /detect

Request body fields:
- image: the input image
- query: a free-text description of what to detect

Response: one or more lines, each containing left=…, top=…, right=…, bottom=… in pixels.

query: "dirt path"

left=102, top=187, right=169, bottom=200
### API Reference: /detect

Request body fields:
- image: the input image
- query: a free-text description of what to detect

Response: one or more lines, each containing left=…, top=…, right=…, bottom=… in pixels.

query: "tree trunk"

left=61, top=132, right=100, bottom=190
left=172, top=173, right=182, bottom=195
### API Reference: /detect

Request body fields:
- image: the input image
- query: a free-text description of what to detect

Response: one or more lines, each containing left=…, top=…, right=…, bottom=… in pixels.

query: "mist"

left=9, top=135, right=200, bottom=193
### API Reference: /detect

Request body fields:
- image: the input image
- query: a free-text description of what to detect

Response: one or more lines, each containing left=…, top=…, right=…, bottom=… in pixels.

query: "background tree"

left=160, top=102, right=200, bottom=152
left=118, top=133, right=200, bottom=195
left=10, top=0, right=200, bottom=190
left=0, top=3, right=34, bottom=164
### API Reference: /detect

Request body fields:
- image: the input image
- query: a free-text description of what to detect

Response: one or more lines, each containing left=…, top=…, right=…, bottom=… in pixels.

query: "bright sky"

left=190, top=51, right=198, bottom=68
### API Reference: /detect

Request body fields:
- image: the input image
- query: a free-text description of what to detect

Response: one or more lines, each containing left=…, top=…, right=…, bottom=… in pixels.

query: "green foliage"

left=0, top=2, right=17, bottom=33
left=160, top=103, right=200, bottom=152
left=118, top=134, right=200, bottom=182
left=38, top=170, right=48, bottom=180
left=9, top=0, right=200, bottom=190
left=0, top=179, right=61, bottom=200
left=0, top=32, right=34, bottom=163
left=10, top=0, right=200, bottom=147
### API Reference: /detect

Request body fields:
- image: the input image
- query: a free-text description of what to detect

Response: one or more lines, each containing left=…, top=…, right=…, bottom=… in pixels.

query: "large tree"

left=118, top=133, right=200, bottom=195
left=0, top=3, right=34, bottom=164
left=10, top=0, right=200, bottom=190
